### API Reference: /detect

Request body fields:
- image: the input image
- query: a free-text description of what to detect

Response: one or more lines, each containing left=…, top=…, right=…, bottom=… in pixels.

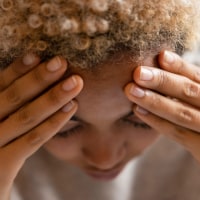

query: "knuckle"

left=156, top=70, right=169, bottom=89
left=48, top=89, right=62, bottom=104
left=17, top=108, right=35, bottom=125
left=26, top=117, right=62, bottom=146
left=183, top=80, right=200, bottom=98
left=175, top=107, right=193, bottom=124
left=26, top=131, right=44, bottom=146
left=47, top=116, right=63, bottom=131
left=5, top=85, right=21, bottom=106
left=48, top=90, right=61, bottom=104
left=194, top=68, right=200, bottom=82
left=32, top=68, right=49, bottom=85
left=147, top=92, right=162, bottom=108
left=175, top=56, right=185, bottom=74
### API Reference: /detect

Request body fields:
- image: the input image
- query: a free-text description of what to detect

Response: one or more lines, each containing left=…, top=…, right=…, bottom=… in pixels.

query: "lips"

left=85, top=165, right=125, bottom=181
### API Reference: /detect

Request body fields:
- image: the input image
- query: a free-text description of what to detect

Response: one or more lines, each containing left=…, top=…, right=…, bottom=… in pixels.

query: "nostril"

left=81, top=141, right=127, bottom=170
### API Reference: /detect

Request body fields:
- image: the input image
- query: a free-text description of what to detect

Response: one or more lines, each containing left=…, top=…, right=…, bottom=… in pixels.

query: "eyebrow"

left=71, top=111, right=134, bottom=123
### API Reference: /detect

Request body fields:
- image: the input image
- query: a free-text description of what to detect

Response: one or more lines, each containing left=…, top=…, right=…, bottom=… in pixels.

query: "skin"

left=125, top=51, right=200, bottom=163
left=0, top=49, right=200, bottom=198
left=44, top=53, right=159, bottom=174
left=0, top=55, right=83, bottom=199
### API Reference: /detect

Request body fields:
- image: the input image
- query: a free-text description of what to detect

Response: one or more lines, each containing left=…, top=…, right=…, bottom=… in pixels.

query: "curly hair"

left=0, top=0, right=199, bottom=69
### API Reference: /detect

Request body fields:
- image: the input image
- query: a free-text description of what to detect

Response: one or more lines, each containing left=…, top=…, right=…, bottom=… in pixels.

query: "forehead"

left=69, top=52, right=158, bottom=121
left=70, top=51, right=158, bottom=86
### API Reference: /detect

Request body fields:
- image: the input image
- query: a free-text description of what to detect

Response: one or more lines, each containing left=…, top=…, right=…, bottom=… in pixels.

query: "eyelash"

left=123, top=119, right=151, bottom=129
left=57, top=119, right=151, bottom=138
left=56, top=125, right=82, bottom=138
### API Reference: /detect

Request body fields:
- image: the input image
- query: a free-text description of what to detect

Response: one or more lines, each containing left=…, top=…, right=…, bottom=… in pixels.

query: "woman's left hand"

left=125, top=50, right=200, bottom=163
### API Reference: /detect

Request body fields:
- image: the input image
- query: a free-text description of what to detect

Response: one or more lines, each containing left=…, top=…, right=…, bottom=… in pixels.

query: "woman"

left=0, top=0, right=200, bottom=199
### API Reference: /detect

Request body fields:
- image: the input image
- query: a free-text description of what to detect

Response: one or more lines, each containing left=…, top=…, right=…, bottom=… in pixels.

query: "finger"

left=134, top=106, right=200, bottom=163
left=0, top=56, right=67, bottom=120
left=158, top=50, right=200, bottom=83
left=0, top=75, right=83, bottom=147
left=0, top=101, right=77, bottom=179
left=133, top=66, right=200, bottom=108
left=125, top=83, right=200, bottom=132
left=0, top=53, right=40, bottom=91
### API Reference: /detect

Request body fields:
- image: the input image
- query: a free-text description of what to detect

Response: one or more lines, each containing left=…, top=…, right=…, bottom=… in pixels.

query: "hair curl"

left=0, top=0, right=199, bottom=68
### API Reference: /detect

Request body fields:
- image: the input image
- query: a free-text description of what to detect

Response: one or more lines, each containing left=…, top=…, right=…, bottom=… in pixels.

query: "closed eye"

left=123, top=112, right=151, bottom=129
left=55, top=120, right=82, bottom=138
left=55, top=112, right=151, bottom=138
left=56, top=125, right=82, bottom=138
left=123, top=118, right=151, bottom=129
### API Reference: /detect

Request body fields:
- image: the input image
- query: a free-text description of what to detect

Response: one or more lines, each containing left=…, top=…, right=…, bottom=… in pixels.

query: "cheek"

left=128, top=130, right=159, bottom=153
left=43, top=130, right=159, bottom=162
left=43, top=137, right=82, bottom=161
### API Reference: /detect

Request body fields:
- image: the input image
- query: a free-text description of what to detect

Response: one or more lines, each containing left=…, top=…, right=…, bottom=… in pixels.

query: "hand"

left=0, top=54, right=83, bottom=199
left=125, top=50, right=200, bottom=163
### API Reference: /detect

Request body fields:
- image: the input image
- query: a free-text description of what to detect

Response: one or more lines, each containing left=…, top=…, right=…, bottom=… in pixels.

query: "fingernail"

left=62, top=76, right=77, bottom=91
left=62, top=101, right=75, bottom=112
left=47, top=56, right=62, bottom=72
left=23, top=53, right=37, bottom=65
left=140, top=67, right=153, bottom=81
left=136, top=106, right=149, bottom=115
left=164, top=51, right=174, bottom=64
left=130, top=85, right=145, bottom=98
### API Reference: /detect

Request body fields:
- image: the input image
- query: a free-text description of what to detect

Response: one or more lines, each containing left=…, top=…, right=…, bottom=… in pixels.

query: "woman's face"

left=44, top=52, right=159, bottom=181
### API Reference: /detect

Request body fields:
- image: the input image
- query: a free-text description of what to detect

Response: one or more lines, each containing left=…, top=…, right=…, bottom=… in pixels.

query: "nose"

left=82, top=136, right=127, bottom=170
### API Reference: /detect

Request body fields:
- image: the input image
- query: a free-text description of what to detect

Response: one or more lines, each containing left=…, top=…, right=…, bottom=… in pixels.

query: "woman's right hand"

left=0, top=54, right=83, bottom=200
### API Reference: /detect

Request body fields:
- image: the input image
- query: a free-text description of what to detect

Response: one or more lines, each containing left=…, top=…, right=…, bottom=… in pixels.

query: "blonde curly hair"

left=0, top=0, right=199, bottom=68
